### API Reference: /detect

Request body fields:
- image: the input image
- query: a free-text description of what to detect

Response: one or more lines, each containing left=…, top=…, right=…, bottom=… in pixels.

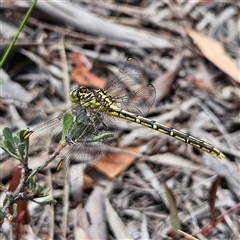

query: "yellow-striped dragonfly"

left=70, top=58, right=224, bottom=159
left=26, top=57, right=224, bottom=184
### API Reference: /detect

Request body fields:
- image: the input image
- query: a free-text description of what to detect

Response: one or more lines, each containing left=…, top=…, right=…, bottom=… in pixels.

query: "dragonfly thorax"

left=70, top=87, right=115, bottom=113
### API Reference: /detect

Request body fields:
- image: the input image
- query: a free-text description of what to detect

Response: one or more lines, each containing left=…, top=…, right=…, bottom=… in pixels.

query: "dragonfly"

left=69, top=57, right=225, bottom=159
left=26, top=57, right=224, bottom=184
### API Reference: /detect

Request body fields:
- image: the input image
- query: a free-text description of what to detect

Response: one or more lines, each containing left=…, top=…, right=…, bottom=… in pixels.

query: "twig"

left=192, top=203, right=240, bottom=236
left=2, top=165, right=28, bottom=216
left=62, top=180, right=69, bottom=239
left=2, top=142, right=66, bottom=216
left=26, top=142, right=66, bottom=182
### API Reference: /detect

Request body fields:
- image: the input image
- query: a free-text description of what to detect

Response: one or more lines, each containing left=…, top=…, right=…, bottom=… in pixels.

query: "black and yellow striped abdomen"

left=108, top=106, right=224, bottom=159
left=69, top=57, right=225, bottom=160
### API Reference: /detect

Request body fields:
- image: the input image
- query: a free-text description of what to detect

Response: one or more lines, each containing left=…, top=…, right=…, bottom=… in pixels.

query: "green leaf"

left=2, top=138, right=17, bottom=157
left=69, top=109, right=90, bottom=139
left=62, top=112, right=74, bottom=142
left=0, top=127, right=29, bottom=161
left=17, top=142, right=27, bottom=161
left=27, top=176, right=36, bottom=190
left=13, top=135, right=20, bottom=146
left=41, top=186, right=51, bottom=196
left=90, top=132, right=114, bottom=142
left=12, top=203, right=18, bottom=219
left=17, top=129, right=29, bottom=140
left=3, top=198, right=8, bottom=207
left=34, top=184, right=44, bottom=196
left=27, top=176, right=51, bottom=198
left=1, top=140, right=19, bottom=159
left=16, top=129, right=30, bottom=155
left=32, top=198, right=57, bottom=205
left=3, top=127, right=15, bottom=146
left=0, top=207, right=6, bottom=218
left=14, top=129, right=26, bottom=146
left=2, top=127, right=16, bottom=155
left=0, top=142, right=9, bottom=154
left=1, top=128, right=30, bottom=161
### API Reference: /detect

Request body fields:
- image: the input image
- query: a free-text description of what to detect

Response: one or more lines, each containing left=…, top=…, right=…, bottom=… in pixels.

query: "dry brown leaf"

left=8, top=167, right=31, bottom=225
left=186, top=27, right=240, bottom=83
left=82, top=174, right=94, bottom=191
left=152, top=72, right=174, bottom=104
left=95, top=146, right=139, bottom=178
left=208, top=175, right=221, bottom=225
left=162, top=180, right=181, bottom=235
left=187, top=75, right=211, bottom=91
left=71, top=52, right=106, bottom=88
left=152, top=51, right=184, bottom=105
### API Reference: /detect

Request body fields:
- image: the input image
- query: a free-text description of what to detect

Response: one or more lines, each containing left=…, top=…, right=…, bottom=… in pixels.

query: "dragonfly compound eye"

left=69, top=88, right=80, bottom=103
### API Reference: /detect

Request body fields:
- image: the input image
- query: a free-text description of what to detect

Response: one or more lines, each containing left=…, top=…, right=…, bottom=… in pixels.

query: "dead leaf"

left=187, top=75, right=211, bottom=91
left=152, top=51, right=184, bottom=106
left=82, top=174, right=94, bottom=191
left=162, top=180, right=181, bottom=236
left=71, top=53, right=106, bottom=88
left=186, top=27, right=240, bottom=83
left=208, top=175, right=221, bottom=225
left=8, top=167, right=31, bottom=225
left=95, top=146, right=139, bottom=178
left=152, top=72, right=174, bottom=104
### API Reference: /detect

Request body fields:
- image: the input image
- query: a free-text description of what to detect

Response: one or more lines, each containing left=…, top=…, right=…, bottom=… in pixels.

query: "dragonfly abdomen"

left=108, top=107, right=224, bottom=159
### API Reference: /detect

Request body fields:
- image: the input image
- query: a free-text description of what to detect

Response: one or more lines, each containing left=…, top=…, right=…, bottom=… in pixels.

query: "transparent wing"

left=104, top=58, right=156, bottom=116
left=117, top=84, right=156, bottom=116
left=53, top=113, right=116, bottom=185
left=27, top=104, right=116, bottom=185
left=27, top=105, right=80, bottom=155
left=104, top=57, right=142, bottom=95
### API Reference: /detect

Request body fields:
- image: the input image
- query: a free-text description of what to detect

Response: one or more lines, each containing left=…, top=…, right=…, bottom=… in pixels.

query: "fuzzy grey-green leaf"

left=62, top=112, right=74, bottom=142
left=3, top=127, right=15, bottom=148
left=17, top=142, right=27, bottom=161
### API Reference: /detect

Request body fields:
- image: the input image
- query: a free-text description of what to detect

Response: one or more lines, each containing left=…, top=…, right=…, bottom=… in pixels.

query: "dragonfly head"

left=70, top=87, right=90, bottom=103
